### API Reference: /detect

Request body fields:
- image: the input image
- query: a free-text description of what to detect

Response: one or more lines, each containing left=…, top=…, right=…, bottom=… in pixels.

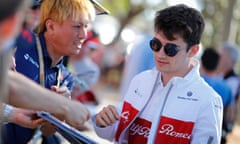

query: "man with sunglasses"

left=93, top=4, right=223, bottom=143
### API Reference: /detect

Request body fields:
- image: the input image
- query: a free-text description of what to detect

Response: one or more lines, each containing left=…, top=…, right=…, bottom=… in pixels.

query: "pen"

left=57, top=68, right=61, bottom=88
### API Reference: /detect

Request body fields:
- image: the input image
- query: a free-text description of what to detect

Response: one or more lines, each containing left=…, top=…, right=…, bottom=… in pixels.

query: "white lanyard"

left=35, top=34, right=62, bottom=87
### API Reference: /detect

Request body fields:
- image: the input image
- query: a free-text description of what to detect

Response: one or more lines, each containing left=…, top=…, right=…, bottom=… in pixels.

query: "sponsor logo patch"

left=115, top=101, right=139, bottom=142
left=128, top=118, right=151, bottom=144
left=24, top=53, right=39, bottom=68
left=155, top=116, right=194, bottom=144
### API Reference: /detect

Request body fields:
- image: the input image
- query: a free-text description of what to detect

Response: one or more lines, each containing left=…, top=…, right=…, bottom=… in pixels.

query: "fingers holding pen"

left=51, top=85, right=71, bottom=99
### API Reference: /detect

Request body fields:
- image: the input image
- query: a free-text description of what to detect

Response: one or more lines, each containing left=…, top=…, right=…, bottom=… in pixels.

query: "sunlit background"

left=86, top=1, right=240, bottom=144
left=86, top=0, right=240, bottom=143
left=92, top=0, right=240, bottom=57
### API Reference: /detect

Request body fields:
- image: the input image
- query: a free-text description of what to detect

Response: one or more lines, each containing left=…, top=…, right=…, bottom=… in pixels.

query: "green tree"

left=100, top=0, right=240, bottom=46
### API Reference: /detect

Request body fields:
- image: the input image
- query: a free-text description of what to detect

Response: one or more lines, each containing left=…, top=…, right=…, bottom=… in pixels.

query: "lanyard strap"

left=57, top=67, right=61, bottom=87
left=35, top=34, right=62, bottom=87
left=32, top=34, right=62, bottom=143
left=35, top=34, right=45, bottom=87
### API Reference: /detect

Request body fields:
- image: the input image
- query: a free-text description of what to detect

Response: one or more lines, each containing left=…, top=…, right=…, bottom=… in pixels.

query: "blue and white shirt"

left=2, top=30, right=74, bottom=144
left=15, top=31, right=73, bottom=90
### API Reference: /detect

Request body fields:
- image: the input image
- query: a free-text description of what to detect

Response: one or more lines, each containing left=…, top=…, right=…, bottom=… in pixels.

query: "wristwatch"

left=3, top=104, right=13, bottom=122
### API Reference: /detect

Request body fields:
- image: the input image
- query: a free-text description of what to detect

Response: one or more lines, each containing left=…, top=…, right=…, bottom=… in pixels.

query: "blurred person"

left=200, top=48, right=234, bottom=144
left=0, top=0, right=30, bottom=104
left=89, top=38, right=105, bottom=66
left=0, top=0, right=40, bottom=130
left=16, top=0, right=41, bottom=51
left=101, top=45, right=125, bottom=87
left=3, top=0, right=96, bottom=143
left=70, top=30, right=101, bottom=89
left=200, top=48, right=233, bottom=107
left=93, top=4, right=223, bottom=144
left=0, top=0, right=90, bottom=143
left=24, top=0, right=41, bottom=30
left=218, top=42, right=239, bottom=103
left=68, top=30, right=103, bottom=131
left=120, top=34, right=155, bottom=98
left=69, top=30, right=101, bottom=105
left=217, top=42, right=240, bottom=143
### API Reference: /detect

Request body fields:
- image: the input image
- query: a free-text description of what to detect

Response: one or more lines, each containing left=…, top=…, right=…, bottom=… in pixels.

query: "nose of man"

left=156, top=46, right=167, bottom=58
left=77, top=27, right=87, bottom=40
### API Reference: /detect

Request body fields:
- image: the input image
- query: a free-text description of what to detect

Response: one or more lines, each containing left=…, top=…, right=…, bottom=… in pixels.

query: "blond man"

left=3, top=0, right=96, bottom=143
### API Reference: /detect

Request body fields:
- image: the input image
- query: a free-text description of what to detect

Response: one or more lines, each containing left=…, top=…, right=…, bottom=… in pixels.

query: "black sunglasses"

left=31, top=0, right=42, bottom=10
left=31, top=5, right=40, bottom=10
left=149, top=38, right=179, bottom=57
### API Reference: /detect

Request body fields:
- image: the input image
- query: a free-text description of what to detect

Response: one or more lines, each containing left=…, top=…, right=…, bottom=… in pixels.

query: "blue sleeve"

left=61, top=66, right=74, bottom=91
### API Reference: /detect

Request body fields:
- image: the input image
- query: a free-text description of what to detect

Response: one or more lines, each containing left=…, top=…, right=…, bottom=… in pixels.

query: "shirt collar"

left=38, top=33, right=63, bottom=68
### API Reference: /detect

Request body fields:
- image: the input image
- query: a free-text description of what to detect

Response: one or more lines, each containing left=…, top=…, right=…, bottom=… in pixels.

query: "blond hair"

left=38, top=0, right=95, bottom=33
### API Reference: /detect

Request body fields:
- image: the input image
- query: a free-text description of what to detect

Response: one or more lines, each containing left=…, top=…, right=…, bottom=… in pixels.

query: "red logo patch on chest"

left=154, top=116, right=194, bottom=144
left=128, top=118, right=151, bottom=144
left=115, top=101, right=139, bottom=142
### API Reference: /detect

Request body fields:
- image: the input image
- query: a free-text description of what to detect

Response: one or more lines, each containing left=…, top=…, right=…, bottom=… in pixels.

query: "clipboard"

left=37, top=111, right=98, bottom=144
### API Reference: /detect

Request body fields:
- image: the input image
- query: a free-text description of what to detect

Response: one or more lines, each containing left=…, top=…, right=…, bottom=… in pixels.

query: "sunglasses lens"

left=164, top=44, right=179, bottom=57
left=150, top=38, right=161, bottom=52
left=150, top=38, right=179, bottom=57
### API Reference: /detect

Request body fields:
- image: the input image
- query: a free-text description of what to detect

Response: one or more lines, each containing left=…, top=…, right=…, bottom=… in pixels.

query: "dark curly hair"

left=154, top=4, right=205, bottom=51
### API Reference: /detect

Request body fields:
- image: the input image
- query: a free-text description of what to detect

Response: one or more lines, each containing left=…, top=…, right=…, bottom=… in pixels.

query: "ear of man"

left=188, top=44, right=199, bottom=57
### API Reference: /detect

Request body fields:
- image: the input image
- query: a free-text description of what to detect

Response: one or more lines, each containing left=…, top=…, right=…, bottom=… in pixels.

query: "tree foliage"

left=100, top=0, right=240, bottom=47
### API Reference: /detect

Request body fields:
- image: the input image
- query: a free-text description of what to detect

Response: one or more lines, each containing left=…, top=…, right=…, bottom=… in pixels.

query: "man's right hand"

left=95, top=105, right=119, bottom=127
